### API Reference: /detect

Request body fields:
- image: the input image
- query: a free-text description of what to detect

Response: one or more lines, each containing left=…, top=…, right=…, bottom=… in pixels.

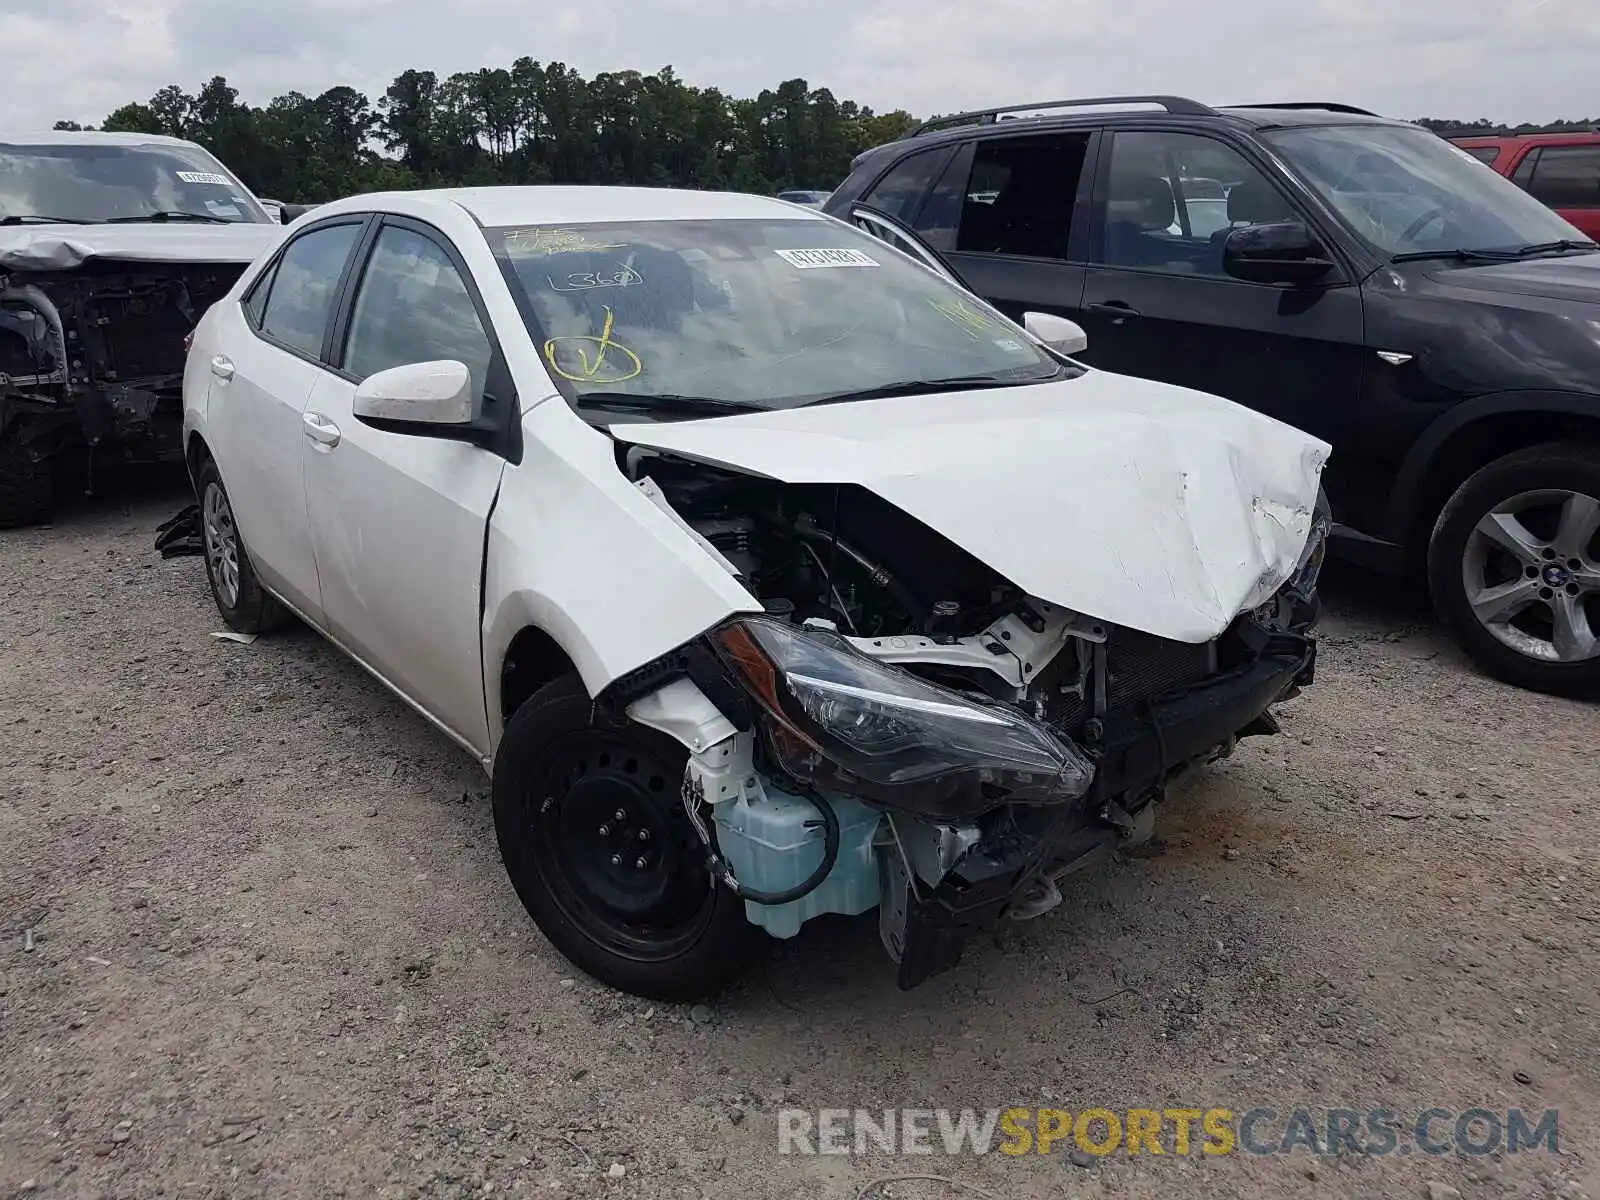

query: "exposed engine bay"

left=607, top=445, right=1326, bottom=989
left=0, top=261, right=243, bottom=524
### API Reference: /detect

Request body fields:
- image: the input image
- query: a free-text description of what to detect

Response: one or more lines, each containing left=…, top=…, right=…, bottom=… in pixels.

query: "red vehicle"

left=1450, top=132, right=1600, bottom=239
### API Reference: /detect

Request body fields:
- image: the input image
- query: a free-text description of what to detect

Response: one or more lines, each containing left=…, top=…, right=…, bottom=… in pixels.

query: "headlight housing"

left=709, top=616, right=1095, bottom=821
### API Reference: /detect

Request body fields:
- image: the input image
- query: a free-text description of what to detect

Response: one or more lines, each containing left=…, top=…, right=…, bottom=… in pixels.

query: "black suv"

left=824, top=96, right=1600, bottom=699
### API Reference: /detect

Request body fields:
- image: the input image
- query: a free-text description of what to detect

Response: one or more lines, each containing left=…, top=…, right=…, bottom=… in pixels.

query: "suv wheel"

left=1428, top=441, right=1600, bottom=698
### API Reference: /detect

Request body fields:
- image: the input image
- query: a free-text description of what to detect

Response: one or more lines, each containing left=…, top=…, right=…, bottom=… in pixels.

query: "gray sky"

left=3, top=0, right=1593, bottom=134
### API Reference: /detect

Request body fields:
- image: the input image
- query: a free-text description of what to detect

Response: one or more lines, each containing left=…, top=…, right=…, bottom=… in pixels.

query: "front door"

left=299, top=218, right=508, bottom=756
left=1076, top=128, right=1367, bottom=450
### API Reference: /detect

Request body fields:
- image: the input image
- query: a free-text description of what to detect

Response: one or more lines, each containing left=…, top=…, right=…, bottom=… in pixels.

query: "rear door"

left=299, top=216, right=513, bottom=755
left=1076, top=127, right=1366, bottom=445
left=1511, top=142, right=1600, bottom=240
left=848, top=130, right=1101, bottom=328
left=205, top=217, right=367, bottom=622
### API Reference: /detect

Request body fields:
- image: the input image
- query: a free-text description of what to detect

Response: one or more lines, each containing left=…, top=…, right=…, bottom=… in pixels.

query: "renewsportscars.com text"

left=776, top=1106, right=1560, bottom=1158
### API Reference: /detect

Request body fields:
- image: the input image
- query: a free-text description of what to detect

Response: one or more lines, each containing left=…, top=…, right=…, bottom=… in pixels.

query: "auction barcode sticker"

left=176, top=171, right=230, bottom=185
left=774, top=248, right=880, bottom=269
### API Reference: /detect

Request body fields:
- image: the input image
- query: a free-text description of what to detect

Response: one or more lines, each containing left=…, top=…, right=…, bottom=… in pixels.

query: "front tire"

left=0, top=423, right=55, bottom=529
left=1427, top=441, right=1600, bottom=698
left=195, top=458, right=289, bottom=635
left=492, top=675, right=762, bottom=1000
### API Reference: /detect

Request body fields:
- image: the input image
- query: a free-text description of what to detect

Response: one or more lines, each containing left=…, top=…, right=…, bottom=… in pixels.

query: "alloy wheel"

left=1462, top=488, right=1600, bottom=664
left=202, top=482, right=241, bottom=609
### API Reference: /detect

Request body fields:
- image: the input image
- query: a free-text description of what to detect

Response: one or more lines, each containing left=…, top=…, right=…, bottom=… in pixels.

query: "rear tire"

left=195, top=458, right=289, bottom=635
left=1427, top=441, right=1600, bottom=698
left=0, top=424, right=55, bottom=529
left=492, top=675, right=763, bottom=1000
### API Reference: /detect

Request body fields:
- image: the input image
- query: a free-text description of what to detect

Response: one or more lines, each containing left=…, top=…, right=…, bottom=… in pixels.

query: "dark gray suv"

left=826, top=96, right=1600, bottom=699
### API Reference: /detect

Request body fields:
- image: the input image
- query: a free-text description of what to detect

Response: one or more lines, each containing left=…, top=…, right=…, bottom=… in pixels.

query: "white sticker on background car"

left=176, top=171, right=231, bottom=185
left=774, top=248, right=880, bottom=269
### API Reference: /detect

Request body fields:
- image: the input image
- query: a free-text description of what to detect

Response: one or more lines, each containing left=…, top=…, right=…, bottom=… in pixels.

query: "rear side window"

left=1522, top=145, right=1600, bottom=209
left=1461, top=145, right=1502, bottom=166
left=861, top=147, right=949, bottom=224
left=953, top=134, right=1090, bottom=260
left=259, top=222, right=363, bottom=358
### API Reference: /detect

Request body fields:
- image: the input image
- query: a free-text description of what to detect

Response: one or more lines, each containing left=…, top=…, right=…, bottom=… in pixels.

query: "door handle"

left=210, top=355, right=235, bottom=381
left=1086, top=301, right=1141, bottom=321
left=302, top=411, right=341, bottom=448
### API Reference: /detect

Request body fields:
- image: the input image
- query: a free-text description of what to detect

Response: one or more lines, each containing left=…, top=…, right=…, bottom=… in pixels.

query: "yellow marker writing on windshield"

left=543, top=305, right=643, bottom=384
left=929, top=296, right=993, bottom=338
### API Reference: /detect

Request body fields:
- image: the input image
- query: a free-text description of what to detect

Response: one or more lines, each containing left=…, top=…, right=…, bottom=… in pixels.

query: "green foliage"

left=73, top=62, right=918, bottom=204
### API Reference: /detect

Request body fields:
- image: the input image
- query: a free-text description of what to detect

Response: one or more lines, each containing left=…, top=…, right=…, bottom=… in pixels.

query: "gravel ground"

left=2, top=477, right=1597, bottom=1200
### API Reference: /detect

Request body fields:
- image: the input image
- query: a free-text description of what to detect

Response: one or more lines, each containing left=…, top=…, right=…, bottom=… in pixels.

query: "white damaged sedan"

left=182, top=185, right=1331, bottom=999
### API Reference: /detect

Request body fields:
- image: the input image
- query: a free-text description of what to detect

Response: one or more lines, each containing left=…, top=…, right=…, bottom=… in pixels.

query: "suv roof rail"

left=1227, top=102, right=1381, bottom=116
left=907, top=95, right=1216, bottom=137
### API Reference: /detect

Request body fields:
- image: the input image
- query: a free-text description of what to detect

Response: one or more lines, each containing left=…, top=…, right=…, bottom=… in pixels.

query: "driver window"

left=1102, top=131, right=1293, bottom=278
left=342, top=225, right=492, bottom=399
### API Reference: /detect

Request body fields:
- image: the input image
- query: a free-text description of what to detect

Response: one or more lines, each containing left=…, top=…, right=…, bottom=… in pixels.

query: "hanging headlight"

left=710, top=616, right=1095, bottom=821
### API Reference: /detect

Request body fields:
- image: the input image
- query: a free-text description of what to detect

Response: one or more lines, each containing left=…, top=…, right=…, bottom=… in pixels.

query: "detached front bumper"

left=884, top=628, right=1316, bottom=990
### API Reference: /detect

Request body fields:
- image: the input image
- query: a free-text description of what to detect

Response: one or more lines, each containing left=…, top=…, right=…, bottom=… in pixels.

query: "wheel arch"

left=1387, top=392, right=1600, bottom=565
left=497, top=624, right=581, bottom=731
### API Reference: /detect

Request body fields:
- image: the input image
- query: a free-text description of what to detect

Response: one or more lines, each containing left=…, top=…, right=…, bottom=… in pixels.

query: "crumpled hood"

left=609, top=373, right=1331, bottom=644
left=0, top=222, right=283, bottom=272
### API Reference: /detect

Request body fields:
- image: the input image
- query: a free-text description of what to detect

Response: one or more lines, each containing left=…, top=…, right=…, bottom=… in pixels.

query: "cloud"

left=1, top=0, right=1595, bottom=133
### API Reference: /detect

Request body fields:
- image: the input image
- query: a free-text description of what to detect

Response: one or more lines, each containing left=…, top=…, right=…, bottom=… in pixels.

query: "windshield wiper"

left=1392, top=240, right=1599, bottom=264
left=1390, top=247, right=1522, bottom=264
left=0, top=214, right=96, bottom=225
left=573, top=391, right=763, bottom=418
left=1508, top=239, right=1599, bottom=257
left=102, top=210, right=231, bottom=224
left=800, top=373, right=1048, bottom=406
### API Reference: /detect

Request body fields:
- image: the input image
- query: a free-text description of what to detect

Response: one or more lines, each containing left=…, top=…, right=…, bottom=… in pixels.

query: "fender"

left=480, top=397, right=763, bottom=740
left=1385, top=389, right=1600, bottom=545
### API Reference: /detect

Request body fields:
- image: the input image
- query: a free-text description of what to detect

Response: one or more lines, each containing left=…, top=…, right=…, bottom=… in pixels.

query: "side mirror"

left=279, top=202, right=310, bottom=225
left=1023, top=311, right=1089, bottom=356
left=1222, top=221, right=1336, bottom=285
left=352, top=360, right=474, bottom=427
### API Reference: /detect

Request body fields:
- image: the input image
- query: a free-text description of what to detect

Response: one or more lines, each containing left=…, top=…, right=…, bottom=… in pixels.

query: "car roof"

left=860, top=100, right=1414, bottom=164
left=0, top=130, right=209, bottom=150
left=312, top=185, right=830, bottom=227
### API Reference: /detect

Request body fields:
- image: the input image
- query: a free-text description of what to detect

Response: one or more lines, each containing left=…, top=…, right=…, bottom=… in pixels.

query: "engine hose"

left=712, top=788, right=840, bottom=906
left=791, top=517, right=929, bottom=625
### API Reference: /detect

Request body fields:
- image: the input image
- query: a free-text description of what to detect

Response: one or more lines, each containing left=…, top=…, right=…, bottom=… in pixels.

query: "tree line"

left=49, top=64, right=1596, bottom=206
left=51, top=64, right=918, bottom=204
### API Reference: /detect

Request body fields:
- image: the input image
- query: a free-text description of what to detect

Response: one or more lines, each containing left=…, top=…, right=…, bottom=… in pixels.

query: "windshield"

left=1265, top=124, right=1589, bottom=257
left=0, top=141, right=271, bottom=225
left=487, top=218, right=1067, bottom=413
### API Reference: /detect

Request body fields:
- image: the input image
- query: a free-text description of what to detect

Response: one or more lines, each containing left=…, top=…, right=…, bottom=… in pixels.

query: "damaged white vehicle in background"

left=182, top=185, right=1331, bottom=1000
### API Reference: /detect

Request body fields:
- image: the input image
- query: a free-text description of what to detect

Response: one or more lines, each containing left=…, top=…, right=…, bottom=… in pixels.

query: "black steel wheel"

left=492, top=674, right=762, bottom=999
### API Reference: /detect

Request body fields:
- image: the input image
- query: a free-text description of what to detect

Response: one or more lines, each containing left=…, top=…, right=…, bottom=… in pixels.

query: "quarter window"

left=342, top=224, right=491, bottom=399
left=1102, top=131, right=1290, bottom=278
left=861, top=147, right=949, bottom=224
left=259, top=222, right=362, bottom=358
